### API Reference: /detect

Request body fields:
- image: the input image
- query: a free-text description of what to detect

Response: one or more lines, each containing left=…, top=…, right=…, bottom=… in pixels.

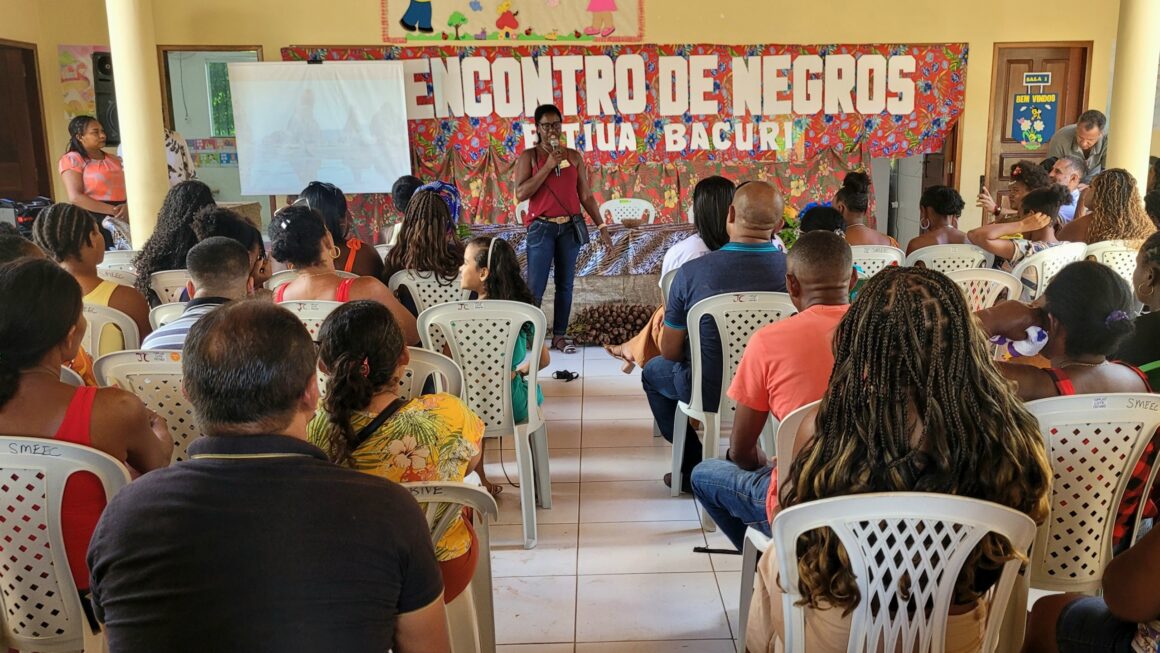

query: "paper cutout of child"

left=399, top=0, right=435, bottom=33
left=585, top=0, right=616, bottom=36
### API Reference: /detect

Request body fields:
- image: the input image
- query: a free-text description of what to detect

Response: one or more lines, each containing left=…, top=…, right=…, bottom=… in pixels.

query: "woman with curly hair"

left=1059, top=168, right=1156, bottom=245
left=745, top=266, right=1052, bottom=652
left=381, top=185, right=465, bottom=314
left=299, top=181, right=383, bottom=278
left=132, top=180, right=216, bottom=302
left=978, top=160, right=1053, bottom=221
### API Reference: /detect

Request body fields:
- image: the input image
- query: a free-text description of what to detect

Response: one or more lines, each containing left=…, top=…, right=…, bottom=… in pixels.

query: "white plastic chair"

left=0, top=436, right=130, bottom=653
left=599, top=197, right=656, bottom=224
left=851, top=245, right=905, bottom=278
left=264, top=269, right=358, bottom=292
left=945, top=269, right=1023, bottom=312
left=403, top=482, right=499, bottom=653
left=673, top=292, right=797, bottom=516
left=148, top=302, right=187, bottom=330
left=59, top=366, right=84, bottom=387
left=418, top=300, right=550, bottom=549
left=774, top=399, right=820, bottom=486
left=659, top=268, right=678, bottom=304
left=94, top=349, right=197, bottom=463
left=148, top=269, right=192, bottom=304
left=98, top=249, right=138, bottom=271
left=374, top=243, right=392, bottom=262
left=1085, top=240, right=1138, bottom=284
left=388, top=270, right=472, bottom=313
left=515, top=199, right=530, bottom=224
left=398, top=347, right=464, bottom=400
left=279, top=300, right=344, bottom=396
left=96, top=267, right=139, bottom=288
left=1009, top=241, right=1087, bottom=300
left=82, top=303, right=140, bottom=355
left=904, top=244, right=994, bottom=273
left=768, top=493, right=1036, bottom=653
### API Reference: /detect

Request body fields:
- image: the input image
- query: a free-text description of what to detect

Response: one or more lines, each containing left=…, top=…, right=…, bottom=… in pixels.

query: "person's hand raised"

left=976, top=186, right=997, bottom=214
left=1018, top=211, right=1054, bottom=233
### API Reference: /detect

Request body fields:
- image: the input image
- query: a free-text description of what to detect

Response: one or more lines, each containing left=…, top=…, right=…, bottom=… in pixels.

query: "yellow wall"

left=2, top=0, right=1126, bottom=227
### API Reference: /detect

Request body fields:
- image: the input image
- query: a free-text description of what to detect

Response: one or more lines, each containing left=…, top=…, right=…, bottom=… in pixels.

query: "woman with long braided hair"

left=131, top=180, right=216, bottom=302
left=745, top=266, right=1051, bottom=652
left=381, top=186, right=465, bottom=313
left=1059, top=168, right=1156, bottom=244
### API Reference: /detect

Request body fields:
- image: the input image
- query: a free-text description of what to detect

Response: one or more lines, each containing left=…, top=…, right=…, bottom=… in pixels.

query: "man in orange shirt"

left=690, top=231, right=856, bottom=550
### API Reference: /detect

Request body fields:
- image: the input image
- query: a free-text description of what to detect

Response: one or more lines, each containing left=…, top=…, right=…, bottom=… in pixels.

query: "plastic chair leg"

left=531, top=423, right=552, bottom=510
left=472, top=522, right=497, bottom=653
left=737, top=528, right=768, bottom=653
left=446, top=581, right=481, bottom=653
left=696, top=413, right=720, bottom=531
left=512, top=426, right=538, bottom=549
left=670, top=407, right=688, bottom=497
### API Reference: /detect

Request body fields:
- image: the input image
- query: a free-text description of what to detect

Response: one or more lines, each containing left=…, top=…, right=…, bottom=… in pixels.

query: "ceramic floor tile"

left=580, top=480, right=699, bottom=523
left=581, top=373, right=647, bottom=397
left=581, top=393, right=653, bottom=421
left=500, top=420, right=582, bottom=450
left=584, top=345, right=617, bottom=360
left=543, top=395, right=584, bottom=421
left=498, top=645, right=574, bottom=653
left=576, top=641, right=736, bottom=653
left=585, top=356, right=642, bottom=377
left=704, top=529, right=744, bottom=573
left=541, top=376, right=585, bottom=397
left=577, top=521, right=710, bottom=575
left=491, top=523, right=579, bottom=577
left=495, top=481, right=580, bottom=526
left=575, top=573, right=731, bottom=642
left=580, top=446, right=672, bottom=483
left=582, top=418, right=666, bottom=448
left=716, top=568, right=743, bottom=640
left=485, top=447, right=581, bottom=484
left=493, top=575, right=577, bottom=644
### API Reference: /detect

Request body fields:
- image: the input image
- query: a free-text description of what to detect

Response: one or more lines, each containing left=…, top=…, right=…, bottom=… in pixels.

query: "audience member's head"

left=32, top=202, right=102, bottom=265
left=1074, top=109, right=1106, bottom=150
left=1008, top=160, right=1052, bottom=212
left=1042, top=261, right=1135, bottom=360
left=315, top=300, right=408, bottom=465
left=268, top=204, right=333, bottom=269
left=1049, top=156, right=1086, bottom=191
left=416, top=181, right=463, bottom=224
left=1134, top=231, right=1160, bottom=310
left=833, top=171, right=870, bottom=218
left=65, top=115, right=102, bottom=159
left=783, top=265, right=1051, bottom=612
left=1086, top=168, right=1155, bottom=244
left=186, top=237, right=253, bottom=300
left=1145, top=189, right=1160, bottom=230
left=382, top=189, right=465, bottom=281
left=392, top=175, right=424, bottom=213
left=691, top=176, right=734, bottom=251
left=1148, top=156, right=1160, bottom=193
left=300, top=181, right=350, bottom=245
left=191, top=205, right=268, bottom=285
left=0, top=235, right=43, bottom=264
left=0, top=258, right=84, bottom=407
left=799, top=206, right=845, bottom=234
left=183, top=301, right=318, bottom=437
left=133, top=180, right=216, bottom=295
left=785, top=231, right=855, bottom=309
left=1019, top=184, right=1072, bottom=237
left=728, top=181, right=784, bottom=239
left=461, top=236, right=535, bottom=304
left=918, top=185, right=965, bottom=230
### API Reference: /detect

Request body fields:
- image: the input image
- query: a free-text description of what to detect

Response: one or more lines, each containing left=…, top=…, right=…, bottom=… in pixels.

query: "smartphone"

left=978, top=175, right=986, bottom=194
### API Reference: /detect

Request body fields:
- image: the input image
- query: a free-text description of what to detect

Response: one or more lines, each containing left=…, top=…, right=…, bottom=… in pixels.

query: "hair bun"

left=1049, top=183, right=1073, bottom=206
left=190, top=205, right=217, bottom=240
left=842, top=171, right=871, bottom=194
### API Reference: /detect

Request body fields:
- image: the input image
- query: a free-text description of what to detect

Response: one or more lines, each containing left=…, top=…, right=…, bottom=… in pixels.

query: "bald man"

left=644, top=180, right=788, bottom=492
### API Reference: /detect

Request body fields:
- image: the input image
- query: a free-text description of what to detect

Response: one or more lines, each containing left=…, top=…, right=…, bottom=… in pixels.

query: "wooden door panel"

left=0, top=45, right=46, bottom=200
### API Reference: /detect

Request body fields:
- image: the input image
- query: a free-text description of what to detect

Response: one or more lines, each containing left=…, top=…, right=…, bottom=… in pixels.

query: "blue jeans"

left=690, top=458, right=772, bottom=550
left=525, top=220, right=582, bottom=337
left=400, top=1, right=433, bottom=29
left=641, top=356, right=701, bottom=474
left=1056, top=596, right=1135, bottom=652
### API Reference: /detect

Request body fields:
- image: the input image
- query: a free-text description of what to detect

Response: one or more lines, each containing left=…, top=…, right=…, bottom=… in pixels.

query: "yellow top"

left=84, top=280, right=125, bottom=355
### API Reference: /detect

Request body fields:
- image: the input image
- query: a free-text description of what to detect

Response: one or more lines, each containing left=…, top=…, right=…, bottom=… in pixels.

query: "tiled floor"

left=483, top=347, right=741, bottom=653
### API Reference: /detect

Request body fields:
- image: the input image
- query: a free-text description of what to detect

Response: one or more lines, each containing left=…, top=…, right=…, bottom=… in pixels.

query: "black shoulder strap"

left=353, top=397, right=409, bottom=446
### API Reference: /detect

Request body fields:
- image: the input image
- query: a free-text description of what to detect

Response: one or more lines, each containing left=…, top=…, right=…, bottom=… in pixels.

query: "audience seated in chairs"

left=690, top=231, right=856, bottom=549
left=968, top=184, right=1072, bottom=296
left=131, top=180, right=216, bottom=304
left=833, top=171, right=897, bottom=247
left=300, top=181, right=384, bottom=278
left=381, top=185, right=466, bottom=315
left=1058, top=168, right=1156, bottom=245
left=87, top=300, right=449, bottom=653
left=0, top=258, right=172, bottom=595
left=268, top=203, right=418, bottom=344
left=191, top=205, right=272, bottom=291
left=460, top=235, right=550, bottom=497
left=642, top=180, right=788, bottom=492
left=33, top=202, right=152, bottom=349
left=308, top=300, right=483, bottom=602
left=746, top=266, right=1052, bottom=651
left=603, top=175, right=735, bottom=373
left=905, top=185, right=969, bottom=255
left=1115, top=231, right=1160, bottom=388
left=978, top=159, right=1053, bottom=222
left=141, top=237, right=252, bottom=351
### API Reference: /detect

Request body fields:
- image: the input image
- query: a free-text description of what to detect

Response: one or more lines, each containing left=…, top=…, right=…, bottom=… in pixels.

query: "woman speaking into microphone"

left=514, top=103, right=613, bottom=353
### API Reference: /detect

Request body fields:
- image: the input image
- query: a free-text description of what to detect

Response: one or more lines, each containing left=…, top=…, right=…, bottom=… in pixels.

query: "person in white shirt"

left=1048, top=155, right=1086, bottom=223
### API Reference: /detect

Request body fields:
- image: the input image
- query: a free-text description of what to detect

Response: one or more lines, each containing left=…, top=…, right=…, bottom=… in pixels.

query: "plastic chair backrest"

left=388, top=270, right=472, bottom=314
left=148, top=269, right=192, bottom=304
left=148, top=302, right=187, bottom=330
left=59, top=366, right=84, bottom=387
left=1025, top=393, right=1160, bottom=594
left=0, top=436, right=130, bottom=653
left=685, top=292, right=797, bottom=418
left=374, top=244, right=392, bottom=262
left=946, top=269, right=1023, bottom=312
left=851, top=245, right=905, bottom=278
left=264, top=269, right=359, bottom=292
left=1085, top=240, right=1138, bottom=286
left=279, top=300, right=343, bottom=395
left=904, top=244, right=994, bottom=273
left=98, top=249, right=138, bottom=270
left=96, top=267, right=139, bottom=288
left=599, top=198, right=656, bottom=224
left=1009, top=241, right=1087, bottom=300
left=660, top=268, right=679, bottom=304
left=82, top=303, right=140, bottom=354
left=772, top=492, right=1036, bottom=653
left=398, top=347, right=465, bottom=400
left=775, top=399, right=820, bottom=485
left=94, top=350, right=197, bottom=463
left=418, top=301, right=547, bottom=437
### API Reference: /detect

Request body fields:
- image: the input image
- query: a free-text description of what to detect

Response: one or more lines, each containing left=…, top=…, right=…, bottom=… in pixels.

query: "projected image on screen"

left=228, top=61, right=411, bottom=195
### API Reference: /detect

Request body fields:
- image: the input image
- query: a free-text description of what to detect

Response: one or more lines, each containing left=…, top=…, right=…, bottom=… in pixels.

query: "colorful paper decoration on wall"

left=1011, top=92, right=1058, bottom=150
left=383, top=0, right=644, bottom=43
left=58, top=45, right=110, bottom=121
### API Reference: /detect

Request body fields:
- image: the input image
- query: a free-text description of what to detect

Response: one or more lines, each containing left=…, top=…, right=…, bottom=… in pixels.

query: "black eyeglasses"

left=537, top=121, right=562, bottom=129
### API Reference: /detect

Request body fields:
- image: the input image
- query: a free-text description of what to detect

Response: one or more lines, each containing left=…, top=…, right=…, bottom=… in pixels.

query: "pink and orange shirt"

left=58, top=151, right=127, bottom=202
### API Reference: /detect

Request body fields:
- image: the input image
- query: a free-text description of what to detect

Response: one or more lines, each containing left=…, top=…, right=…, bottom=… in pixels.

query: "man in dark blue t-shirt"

left=644, top=180, right=788, bottom=492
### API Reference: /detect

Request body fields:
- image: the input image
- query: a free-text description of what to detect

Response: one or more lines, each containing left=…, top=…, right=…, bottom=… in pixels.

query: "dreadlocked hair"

left=316, top=301, right=407, bottom=466
left=382, top=189, right=464, bottom=284
left=32, top=203, right=98, bottom=263
left=780, top=266, right=1051, bottom=613
left=133, top=180, right=216, bottom=295
left=1086, top=169, right=1156, bottom=245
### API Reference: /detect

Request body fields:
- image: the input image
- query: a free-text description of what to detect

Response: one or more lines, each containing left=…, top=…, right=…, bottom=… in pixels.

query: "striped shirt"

left=141, top=298, right=229, bottom=350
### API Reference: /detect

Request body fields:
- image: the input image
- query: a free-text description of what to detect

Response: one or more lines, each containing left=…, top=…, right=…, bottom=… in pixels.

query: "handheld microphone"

left=551, top=141, right=561, bottom=177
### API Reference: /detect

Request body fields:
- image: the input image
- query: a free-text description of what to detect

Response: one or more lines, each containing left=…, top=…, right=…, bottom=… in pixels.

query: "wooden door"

left=983, top=43, right=1090, bottom=221
left=0, top=41, right=50, bottom=200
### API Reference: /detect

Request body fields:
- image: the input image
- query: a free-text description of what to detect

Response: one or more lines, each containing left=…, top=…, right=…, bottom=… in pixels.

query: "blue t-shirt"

left=663, top=242, right=788, bottom=411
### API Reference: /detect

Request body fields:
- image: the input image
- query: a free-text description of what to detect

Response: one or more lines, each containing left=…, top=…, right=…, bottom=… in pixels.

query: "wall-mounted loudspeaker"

left=92, top=52, right=120, bottom=146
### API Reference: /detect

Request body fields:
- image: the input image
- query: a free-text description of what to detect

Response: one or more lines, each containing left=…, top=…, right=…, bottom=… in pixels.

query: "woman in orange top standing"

left=58, top=116, right=125, bottom=250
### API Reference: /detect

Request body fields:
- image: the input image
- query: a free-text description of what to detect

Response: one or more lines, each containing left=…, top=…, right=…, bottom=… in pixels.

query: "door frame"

left=156, top=45, right=264, bottom=131
left=0, top=37, right=52, bottom=198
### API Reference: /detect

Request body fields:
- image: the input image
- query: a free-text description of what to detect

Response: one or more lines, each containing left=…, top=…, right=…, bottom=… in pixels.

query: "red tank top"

left=525, top=149, right=583, bottom=226
left=1042, top=361, right=1153, bottom=396
left=54, top=386, right=106, bottom=591
left=274, top=277, right=356, bottom=303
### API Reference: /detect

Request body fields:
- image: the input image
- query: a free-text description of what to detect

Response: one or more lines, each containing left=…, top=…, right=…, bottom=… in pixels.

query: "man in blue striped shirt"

left=142, top=237, right=253, bottom=350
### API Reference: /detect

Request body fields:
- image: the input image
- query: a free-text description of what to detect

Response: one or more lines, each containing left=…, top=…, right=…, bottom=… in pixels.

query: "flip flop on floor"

left=552, top=336, right=577, bottom=354
left=553, top=370, right=580, bottom=382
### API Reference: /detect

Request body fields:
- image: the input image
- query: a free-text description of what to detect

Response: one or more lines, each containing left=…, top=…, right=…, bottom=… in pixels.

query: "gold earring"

left=331, top=245, right=341, bottom=260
